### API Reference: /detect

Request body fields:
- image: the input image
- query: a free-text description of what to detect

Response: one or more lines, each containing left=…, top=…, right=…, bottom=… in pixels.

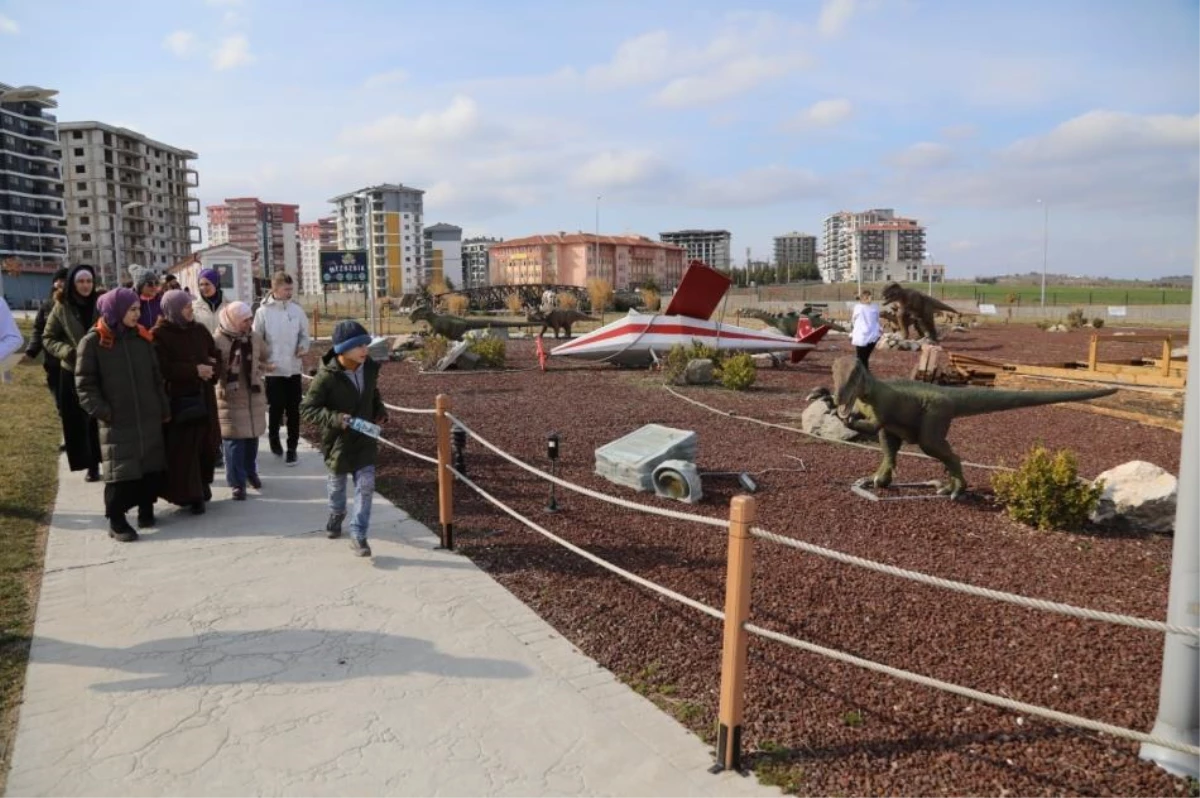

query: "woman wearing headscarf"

left=212, top=301, right=275, bottom=500
left=43, top=264, right=103, bottom=481
left=135, top=269, right=163, bottom=330
left=152, top=289, right=222, bottom=514
left=191, top=268, right=228, bottom=334
left=75, top=288, right=170, bottom=541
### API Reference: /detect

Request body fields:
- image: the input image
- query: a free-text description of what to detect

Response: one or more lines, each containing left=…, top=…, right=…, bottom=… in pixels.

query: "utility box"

left=594, top=424, right=698, bottom=492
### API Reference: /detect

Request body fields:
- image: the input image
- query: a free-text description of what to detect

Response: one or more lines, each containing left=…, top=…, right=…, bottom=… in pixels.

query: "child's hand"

left=341, top=414, right=351, bottom=429
left=375, top=412, right=388, bottom=424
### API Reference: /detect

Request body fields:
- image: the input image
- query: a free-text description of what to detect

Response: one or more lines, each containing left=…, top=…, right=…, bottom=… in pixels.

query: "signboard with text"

left=320, top=250, right=368, bottom=285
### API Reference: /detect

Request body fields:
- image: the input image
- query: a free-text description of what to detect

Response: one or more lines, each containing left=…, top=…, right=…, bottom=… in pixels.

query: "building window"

left=80, top=216, right=90, bottom=225
left=81, top=233, right=91, bottom=242
left=75, top=181, right=86, bottom=191
left=72, top=130, right=83, bottom=139
left=74, top=164, right=85, bottom=174
left=73, top=147, right=83, bottom=157
left=78, top=199, right=88, bottom=208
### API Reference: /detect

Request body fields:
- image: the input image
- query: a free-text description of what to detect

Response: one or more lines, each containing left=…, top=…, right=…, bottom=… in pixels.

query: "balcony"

left=184, top=168, right=199, bottom=188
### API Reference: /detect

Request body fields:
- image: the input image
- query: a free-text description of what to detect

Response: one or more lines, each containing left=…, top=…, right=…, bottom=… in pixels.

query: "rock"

left=683, top=358, right=715, bottom=385
left=1047, top=324, right=1068, bottom=333
left=800, top=400, right=860, bottom=442
left=390, top=334, right=423, bottom=352
left=1090, top=461, right=1178, bottom=533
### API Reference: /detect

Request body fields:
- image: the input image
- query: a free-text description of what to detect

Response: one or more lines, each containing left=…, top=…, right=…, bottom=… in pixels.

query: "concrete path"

left=6, top=437, right=778, bottom=797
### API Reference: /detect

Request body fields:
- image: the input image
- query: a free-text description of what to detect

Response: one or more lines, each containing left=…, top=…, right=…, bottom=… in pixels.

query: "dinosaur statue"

left=881, top=283, right=960, bottom=342
left=409, top=306, right=529, bottom=341
left=741, top=308, right=847, bottom=336
left=525, top=308, right=600, bottom=339
left=830, top=356, right=1115, bottom=499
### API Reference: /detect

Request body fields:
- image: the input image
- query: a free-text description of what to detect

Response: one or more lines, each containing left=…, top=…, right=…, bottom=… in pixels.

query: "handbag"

left=170, top=391, right=209, bottom=425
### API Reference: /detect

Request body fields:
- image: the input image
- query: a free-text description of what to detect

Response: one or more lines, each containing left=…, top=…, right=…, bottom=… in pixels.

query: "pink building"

left=488, top=233, right=687, bottom=291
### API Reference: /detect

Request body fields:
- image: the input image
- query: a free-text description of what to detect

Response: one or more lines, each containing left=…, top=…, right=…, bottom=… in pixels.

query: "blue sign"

left=320, top=250, right=368, bottom=285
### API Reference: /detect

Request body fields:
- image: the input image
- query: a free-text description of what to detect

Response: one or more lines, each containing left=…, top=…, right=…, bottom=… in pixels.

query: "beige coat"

left=192, top=295, right=228, bottom=335
left=213, top=329, right=271, bottom=440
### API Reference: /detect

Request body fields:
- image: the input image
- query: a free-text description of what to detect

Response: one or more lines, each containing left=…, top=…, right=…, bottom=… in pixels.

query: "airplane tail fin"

left=790, top=319, right=830, bottom=364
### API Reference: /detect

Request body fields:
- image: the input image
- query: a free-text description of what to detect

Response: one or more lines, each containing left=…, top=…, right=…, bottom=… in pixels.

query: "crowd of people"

left=22, top=264, right=388, bottom=557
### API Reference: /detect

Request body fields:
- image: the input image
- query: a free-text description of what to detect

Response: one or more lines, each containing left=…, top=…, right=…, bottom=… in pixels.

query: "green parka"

left=300, top=349, right=385, bottom=474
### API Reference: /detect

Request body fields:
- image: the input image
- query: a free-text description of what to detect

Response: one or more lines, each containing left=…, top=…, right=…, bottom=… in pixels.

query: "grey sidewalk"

left=6, top=438, right=778, bottom=797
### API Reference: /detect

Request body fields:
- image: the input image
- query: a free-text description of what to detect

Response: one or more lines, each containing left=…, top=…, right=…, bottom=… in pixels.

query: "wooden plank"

left=1008, top=363, right=1186, bottom=388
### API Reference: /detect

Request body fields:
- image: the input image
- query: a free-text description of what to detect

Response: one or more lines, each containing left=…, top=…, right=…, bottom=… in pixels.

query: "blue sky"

left=2, top=0, right=1197, bottom=278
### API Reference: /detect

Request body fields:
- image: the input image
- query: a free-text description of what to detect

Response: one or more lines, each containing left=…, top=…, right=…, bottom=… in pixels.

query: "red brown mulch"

left=305, top=324, right=1193, bottom=797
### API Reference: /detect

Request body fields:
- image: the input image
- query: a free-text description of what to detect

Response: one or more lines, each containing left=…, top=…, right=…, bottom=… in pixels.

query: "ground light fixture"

left=545, top=432, right=561, bottom=513
left=451, top=423, right=467, bottom=476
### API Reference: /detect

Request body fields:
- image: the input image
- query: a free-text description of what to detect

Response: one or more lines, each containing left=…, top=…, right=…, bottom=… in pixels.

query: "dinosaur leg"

left=917, top=437, right=966, bottom=498
left=873, top=431, right=902, bottom=489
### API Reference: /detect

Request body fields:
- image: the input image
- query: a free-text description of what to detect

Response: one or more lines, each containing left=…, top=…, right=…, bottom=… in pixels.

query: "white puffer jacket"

left=252, top=294, right=311, bottom=377
left=192, top=294, right=228, bottom=335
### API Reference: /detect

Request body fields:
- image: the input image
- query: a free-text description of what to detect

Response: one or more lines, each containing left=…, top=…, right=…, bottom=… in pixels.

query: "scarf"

left=94, top=317, right=153, bottom=349
left=160, top=289, right=192, bottom=326
left=66, top=264, right=98, bottom=327
left=218, top=301, right=256, bottom=391
left=204, top=288, right=224, bottom=312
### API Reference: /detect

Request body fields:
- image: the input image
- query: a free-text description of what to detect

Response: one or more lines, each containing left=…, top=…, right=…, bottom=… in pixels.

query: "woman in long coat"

left=75, top=288, right=170, bottom=542
left=212, top=301, right=274, bottom=500
left=153, top=289, right=222, bottom=514
left=43, top=263, right=103, bottom=481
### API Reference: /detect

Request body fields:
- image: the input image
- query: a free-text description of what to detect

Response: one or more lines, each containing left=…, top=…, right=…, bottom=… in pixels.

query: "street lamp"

left=113, top=200, right=144, bottom=287
left=1036, top=199, right=1049, bottom=308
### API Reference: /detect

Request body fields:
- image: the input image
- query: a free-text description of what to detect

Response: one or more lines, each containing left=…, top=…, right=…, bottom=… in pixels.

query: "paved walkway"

left=6, top=437, right=778, bottom=797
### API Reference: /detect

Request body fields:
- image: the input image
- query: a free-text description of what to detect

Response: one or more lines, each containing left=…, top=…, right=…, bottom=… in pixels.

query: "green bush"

left=1065, top=308, right=1087, bottom=329
left=992, top=444, right=1103, bottom=531
left=1091, top=317, right=1104, bottom=328
left=467, top=336, right=506, bottom=368
left=419, top=334, right=450, bottom=370
left=1035, top=319, right=1052, bottom=331
left=661, top=340, right=720, bottom=385
left=719, top=353, right=757, bottom=391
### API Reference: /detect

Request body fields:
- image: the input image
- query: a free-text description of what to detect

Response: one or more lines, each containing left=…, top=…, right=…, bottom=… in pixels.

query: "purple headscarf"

left=199, top=268, right=222, bottom=288
left=96, top=287, right=139, bottom=330
left=160, top=289, right=193, bottom=326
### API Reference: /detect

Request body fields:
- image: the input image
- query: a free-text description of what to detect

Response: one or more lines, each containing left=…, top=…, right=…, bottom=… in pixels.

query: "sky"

left=1, top=0, right=1197, bottom=279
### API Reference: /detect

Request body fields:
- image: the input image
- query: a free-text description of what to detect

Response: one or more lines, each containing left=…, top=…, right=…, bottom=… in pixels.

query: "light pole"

left=1037, top=199, right=1049, bottom=308
left=594, top=195, right=602, bottom=284
left=113, top=200, right=144, bottom=288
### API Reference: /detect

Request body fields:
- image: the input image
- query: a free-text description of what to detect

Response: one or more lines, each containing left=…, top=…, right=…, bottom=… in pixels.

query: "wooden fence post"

left=435, top=393, right=455, bottom=551
left=713, top=495, right=756, bottom=774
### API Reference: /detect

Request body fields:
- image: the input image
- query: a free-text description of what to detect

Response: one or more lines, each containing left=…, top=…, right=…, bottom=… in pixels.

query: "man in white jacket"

left=252, top=271, right=310, bottom=465
left=0, top=297, right=25, bottom=384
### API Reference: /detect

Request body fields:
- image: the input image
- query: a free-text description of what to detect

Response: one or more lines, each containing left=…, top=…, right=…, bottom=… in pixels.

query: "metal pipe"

left=1139, top=231, right=1199, bottom=778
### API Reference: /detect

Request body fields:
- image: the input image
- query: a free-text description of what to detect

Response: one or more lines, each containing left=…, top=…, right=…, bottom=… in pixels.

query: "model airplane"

left=550, top=261, right=831, bottom=367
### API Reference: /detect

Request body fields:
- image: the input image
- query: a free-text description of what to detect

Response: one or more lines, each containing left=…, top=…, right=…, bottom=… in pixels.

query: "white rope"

left=743, top=622, right=1200, bottom=758
left=444, top=413, right=728, bottom=529
left=378, top=436, right=439, bottom=466
left=298, top=372, right=435, bottom=415
left=447, top=466, right=725, bottom=621
left=663, top=384, right=1015, bottom=473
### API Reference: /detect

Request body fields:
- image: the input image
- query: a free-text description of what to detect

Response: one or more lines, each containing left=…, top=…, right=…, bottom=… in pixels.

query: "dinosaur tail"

left=950, top=387, right=1117, bottom=417
left=928, top=297, right=960, bottom=315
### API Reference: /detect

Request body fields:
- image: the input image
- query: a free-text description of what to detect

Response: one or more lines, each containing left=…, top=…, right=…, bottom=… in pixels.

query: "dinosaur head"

left=832, top=356, right=869, bottom=414
left=409, top=306, right=431, bottom=323
left=881, top=282, right=903, bottom=303
left=525, top=306, right=546, bottom=321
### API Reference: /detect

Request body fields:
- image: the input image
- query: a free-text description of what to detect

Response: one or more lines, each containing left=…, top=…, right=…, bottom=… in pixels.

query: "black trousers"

left=265, top=374, right=302, bottom=452
left=104, top=472, right=162, bottom=520
left=44, top=362, right=61, bottom=414
left=855, top=341, right=878, bottom=370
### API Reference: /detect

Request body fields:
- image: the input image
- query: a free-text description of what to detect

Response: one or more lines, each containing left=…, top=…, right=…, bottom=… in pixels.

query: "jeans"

left=265, top=375, right=302, bottom=452
left=223, top=438, right=260, bottom=489
left=328, top=465, right=375, bottom=542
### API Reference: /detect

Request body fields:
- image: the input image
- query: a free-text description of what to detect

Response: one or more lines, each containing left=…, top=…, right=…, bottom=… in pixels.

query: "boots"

left=108, top=516, right=138, bottom=543
left=137, top=504, right=156, bottom=529
left=325, top=512, right=346, bottom=539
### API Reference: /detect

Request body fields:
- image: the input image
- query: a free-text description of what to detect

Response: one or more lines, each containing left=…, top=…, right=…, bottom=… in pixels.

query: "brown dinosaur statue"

left=831, top=356, right=1115, bottom=499
left=881, top=283, right=960, bottom=342
left=409, top=306, right=529, bottom=341
left=525, top=307, right=599, bottom=339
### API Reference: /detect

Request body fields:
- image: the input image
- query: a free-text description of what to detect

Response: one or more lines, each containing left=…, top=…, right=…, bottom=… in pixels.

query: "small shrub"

left=661, top=344, right=691, bottom=385
left=420, top=334, right=450, bottom=370
left=427, top=277, right=450, bottom=297
left=444, top=295, right=470, bottom=316
left=640, top=287, right=661, bottom=311
left=504, top=293, right=524, bottom=315
left=467, top=336, right=506, bottom=368
left=1036, top=319, right=1052, bottom=331
left=992, top=444, right=1104, bottom=531
left=1091, top=317, right=1104, bottom=328
left=587, top=278, right=614, bottom=313
left=1065, top=308, right=1086, bottom=329
left=719, top=353, right=757, bottom=391
left=556, top=292, right=578, bottom=310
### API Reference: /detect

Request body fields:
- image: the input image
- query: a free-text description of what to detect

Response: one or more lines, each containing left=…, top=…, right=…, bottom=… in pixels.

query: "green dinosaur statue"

left=830, top=356, right=1115, bottom=498
left=409, top=306, right=530, bottom=341
left=741, top=307, right=847, bottom=335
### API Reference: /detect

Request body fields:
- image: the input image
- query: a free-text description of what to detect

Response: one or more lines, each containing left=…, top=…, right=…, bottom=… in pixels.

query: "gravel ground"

left=304, top=324, right=1193, bottom=797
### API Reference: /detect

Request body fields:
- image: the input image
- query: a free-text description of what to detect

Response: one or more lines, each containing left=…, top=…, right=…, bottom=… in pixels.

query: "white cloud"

left=889, top=142, right=955, bottom=170
left=687, top=165, right=827, bottom=207
left=162, top=30, right=196, bottom=58
left=571, top=151, right=671, bottom=190
left=584, top=31, right=677, bottom=89
left=342, top=95, right=484, bottom=147
left=941, top=124, right=978, bottom=141
left=818, top=0, right=857, bottom=38
left=780, top=98, right=853, bottom=132
left=653, top=54, right=810, bottom=108
left=212, top=34, right=254, bottom=70
left=221, top=10, right=246, bottom=26
left=361, top=69, right=409, bottom=91
left=0, top=14, right=19, bottom=34
left=1003, top=110, right=1199, bottom=163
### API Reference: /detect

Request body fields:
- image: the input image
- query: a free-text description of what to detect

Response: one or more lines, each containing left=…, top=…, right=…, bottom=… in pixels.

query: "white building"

left=658, top=229, right=731, bottom=271
left=821, top=208, right=926, bottom=284
left=423, top=223, right=463, bottom=288
left=462, top=236, right=501, bottom=289
left=329, top=183, right=424, bottom=297
left=169, top=244, right=256, bottom=304
left=299, top=217, right=336, bottom=295
left=59, top=121, right=200, bottom=288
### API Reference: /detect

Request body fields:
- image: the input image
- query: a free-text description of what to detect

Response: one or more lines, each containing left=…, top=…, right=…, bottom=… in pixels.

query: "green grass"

left=743, top=281, right=1192, bottom=307
left=0, top=327, right=62, bottom=792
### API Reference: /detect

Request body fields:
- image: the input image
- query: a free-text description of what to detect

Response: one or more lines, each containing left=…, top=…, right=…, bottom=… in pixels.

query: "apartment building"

left=329, top=183, right=424, bottom=296
left=462, top=236, right=500, bottom=289
left=59, top=121, right=199, bottom=288
left=206, top=198, right=300, bottom=288
left=489, top=233, right=686, bottom=291
left=298, top=216, right=336, bottom=295
left=0, top=83, right=67, bottom=306
left=658, top=229, right=731, bottom=271
left=821, top=208, right=926, bottom=284
left=423, top=223, right=462, bottom=288
left=773, top=232, right=817, bottom=272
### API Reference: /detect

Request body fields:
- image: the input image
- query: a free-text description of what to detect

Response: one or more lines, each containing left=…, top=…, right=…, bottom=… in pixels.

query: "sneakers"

left=325, top=512, right=345, bottom=539
left=136, top=508, right=156, bottom=529
left=285, top=450, right=298, bottom=467
left=247, top=474, right=262, bottom=490
left=231, top=487, right=247, bottom=501
left=269, top=438, right=283, bottom=457
left=108, top=517, right=138, bottom=543
left=348, top=538, right=372, bottom=558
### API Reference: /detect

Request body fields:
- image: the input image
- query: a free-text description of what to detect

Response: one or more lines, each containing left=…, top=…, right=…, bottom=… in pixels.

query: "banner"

left=320, top=250, right=368, bottom=285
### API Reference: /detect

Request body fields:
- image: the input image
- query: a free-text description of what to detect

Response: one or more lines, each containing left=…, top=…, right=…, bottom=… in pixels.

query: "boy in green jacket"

left=300, top=320, right=388, bottom=557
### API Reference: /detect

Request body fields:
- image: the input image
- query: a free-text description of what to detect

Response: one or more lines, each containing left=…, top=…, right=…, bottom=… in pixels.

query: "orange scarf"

left=94, top=318, right=153, bottom=349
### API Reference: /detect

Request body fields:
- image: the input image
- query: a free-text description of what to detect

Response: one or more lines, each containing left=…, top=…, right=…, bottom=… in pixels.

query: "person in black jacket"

left=24, top=267, right=69, bottom=415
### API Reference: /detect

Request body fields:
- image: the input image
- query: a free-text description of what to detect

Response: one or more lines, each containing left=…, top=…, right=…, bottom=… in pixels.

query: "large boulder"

left=1090, top=461, right=1178, bottom=533
left=684, top=358, right=715, bottom=385
left=800, top=400, right=860, bottom=442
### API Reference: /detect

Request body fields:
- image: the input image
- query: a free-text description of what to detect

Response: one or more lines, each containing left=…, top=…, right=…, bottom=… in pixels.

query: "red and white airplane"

left=549, top=261, right=831, bottom=367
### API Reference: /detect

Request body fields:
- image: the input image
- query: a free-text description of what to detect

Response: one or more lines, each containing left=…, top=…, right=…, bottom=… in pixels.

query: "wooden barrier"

left=713, top=495, right=756, bottom=773
left=435, top=393, right=455, bottom=550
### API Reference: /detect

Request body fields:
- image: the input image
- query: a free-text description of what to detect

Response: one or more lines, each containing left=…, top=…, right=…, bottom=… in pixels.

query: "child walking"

left=212, top=302, right=274, bottom=500
left=300, top=320, right=388, bottom=557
